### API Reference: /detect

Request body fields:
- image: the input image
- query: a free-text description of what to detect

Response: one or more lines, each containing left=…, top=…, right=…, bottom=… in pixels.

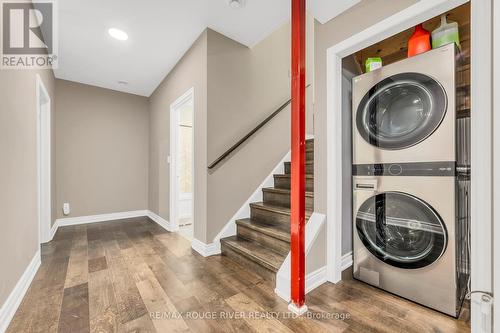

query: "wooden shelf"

left=353, top=3, right=470, bottom=73
left=457, top=108, right=471, bottom=119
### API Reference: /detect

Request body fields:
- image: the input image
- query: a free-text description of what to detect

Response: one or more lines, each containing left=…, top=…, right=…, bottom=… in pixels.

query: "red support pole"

left=290, top=0, right=306, bottom=313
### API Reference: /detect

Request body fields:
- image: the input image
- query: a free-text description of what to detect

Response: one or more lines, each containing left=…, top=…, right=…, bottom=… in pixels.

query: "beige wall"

left=149, top=21, right=316, bottom=243
left=55, top=79, right=149, bottom=218
left=205, top=16, right=314, bottom=242
left=149, top=31, right=208, bottom=241
left=0, top=69, right=55, bottom=306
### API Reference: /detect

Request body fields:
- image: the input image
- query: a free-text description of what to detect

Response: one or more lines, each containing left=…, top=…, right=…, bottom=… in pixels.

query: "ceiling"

left=55, top=0, right=361, bottom=97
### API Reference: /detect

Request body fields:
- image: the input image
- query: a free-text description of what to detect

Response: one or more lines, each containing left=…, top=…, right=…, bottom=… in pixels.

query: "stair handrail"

left=207, top=84, right=311, bottom=170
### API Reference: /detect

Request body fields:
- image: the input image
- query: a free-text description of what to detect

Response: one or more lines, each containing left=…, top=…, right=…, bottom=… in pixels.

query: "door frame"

left=169, top=87, right=194, bottom=232
left=36, top=74, right=52, bottom=244
left=493, top=0, right=499, bottom=328
left=326, top=0, right=494, bottom=330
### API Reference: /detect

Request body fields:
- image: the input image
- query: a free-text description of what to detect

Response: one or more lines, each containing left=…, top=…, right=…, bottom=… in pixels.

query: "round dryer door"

left=356, top=73, right=447, bottom=150
left=356, top=192, right=447, bottom=269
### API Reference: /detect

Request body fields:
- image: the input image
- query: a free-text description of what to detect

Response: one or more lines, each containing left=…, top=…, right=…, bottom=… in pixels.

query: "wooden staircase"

left=220, top=139, right=314, bottom=281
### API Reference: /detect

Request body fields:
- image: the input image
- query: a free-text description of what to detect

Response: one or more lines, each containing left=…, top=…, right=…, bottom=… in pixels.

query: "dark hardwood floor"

left=7, top=217, right=470, bottom=333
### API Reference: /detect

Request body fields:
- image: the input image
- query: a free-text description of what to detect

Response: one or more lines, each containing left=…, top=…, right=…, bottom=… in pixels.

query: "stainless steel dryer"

left=352, top=43, right=457, bottom=164
left=352, top=163, right=469, bottom=317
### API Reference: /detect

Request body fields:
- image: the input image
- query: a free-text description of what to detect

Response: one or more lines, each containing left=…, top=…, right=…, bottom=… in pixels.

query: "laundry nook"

left=345, top=3, right=471, bottom=319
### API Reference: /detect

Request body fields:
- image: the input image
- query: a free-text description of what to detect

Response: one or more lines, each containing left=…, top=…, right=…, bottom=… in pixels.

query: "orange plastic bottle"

left=408, top=24, right=431, bottom=57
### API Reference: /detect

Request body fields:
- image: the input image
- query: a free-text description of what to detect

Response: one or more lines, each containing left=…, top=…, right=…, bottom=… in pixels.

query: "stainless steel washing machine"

left=352, top=163, right=469, bottom=317
left=352, top=43, right=457, bottom=165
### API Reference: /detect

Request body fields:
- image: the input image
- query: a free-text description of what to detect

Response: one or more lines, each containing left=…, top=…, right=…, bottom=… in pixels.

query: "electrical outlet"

left=63, top=203, right=70, bottom=216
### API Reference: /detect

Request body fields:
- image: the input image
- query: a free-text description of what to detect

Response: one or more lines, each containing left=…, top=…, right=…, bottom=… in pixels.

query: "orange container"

left=408, top=24, right=431, bottom=57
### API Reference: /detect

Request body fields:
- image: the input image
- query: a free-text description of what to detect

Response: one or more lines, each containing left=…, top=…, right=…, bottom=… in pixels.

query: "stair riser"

left=274, top=177, right=314, bottom=192
left=306, top=151, right=314, bottom=161
left=251, top=206, right=291, bottom=226
left=221, top=244, right=276, bottom=282
left=263, top=191, right=314, bottom=210
left=284, top=162, right=314, bottom=175
left=237, top=225, right=289, bottom=256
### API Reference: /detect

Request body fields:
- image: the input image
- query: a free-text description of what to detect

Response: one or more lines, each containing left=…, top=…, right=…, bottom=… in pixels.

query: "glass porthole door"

left=356, top=73, right=447, bottom=150
left=356, top=192, right=447, bottom=269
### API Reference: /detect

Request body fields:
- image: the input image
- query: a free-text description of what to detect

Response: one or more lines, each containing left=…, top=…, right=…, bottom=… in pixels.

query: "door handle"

left=354, top=179, right=378, bottom=191
left=356, top=184, right=375, bottom=190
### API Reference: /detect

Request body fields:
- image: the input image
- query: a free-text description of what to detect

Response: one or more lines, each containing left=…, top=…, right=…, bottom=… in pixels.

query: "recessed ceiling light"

left=118, top=81, right=129, bottom=85
left=228, top=0, right=245, bottom=9
left=108, top=28, right=128, bottom=41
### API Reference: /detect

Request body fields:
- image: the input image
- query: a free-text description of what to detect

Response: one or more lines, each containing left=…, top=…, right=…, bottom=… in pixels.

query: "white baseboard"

left=212, top=151, right=292, bottom=246
left=56, top=210, right=149, bottom=227
left=288, top=303, right=308, bottom=316
left=275, top=212, right=326, bottom=302
left=52, top=209, right=175, bottom=235
left=341, top=251, right=353, bottom=271
left=191, top=238, right=220, bottom=257
left=0, top=250, right=41, bottom=333
left=47, top=220, right=59, bottom=242
left=146, top=210, right=175, bottom=232
left=275, top=265, right=327, bottom=303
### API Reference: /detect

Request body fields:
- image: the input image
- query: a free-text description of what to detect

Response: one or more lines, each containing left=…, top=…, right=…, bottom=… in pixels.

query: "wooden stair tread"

left=262, top=187, right=313, bottom=197
left=236, top=218, right=290, bottom=242
left=221, top=138, right=315, bottom=281
left=250, top=202, right=313, bottom=218
left=221, top=236, right=286, bottom=272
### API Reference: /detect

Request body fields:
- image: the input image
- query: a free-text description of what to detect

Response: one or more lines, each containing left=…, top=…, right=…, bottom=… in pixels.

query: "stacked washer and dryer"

left=351, top=43, right=470, bottom=317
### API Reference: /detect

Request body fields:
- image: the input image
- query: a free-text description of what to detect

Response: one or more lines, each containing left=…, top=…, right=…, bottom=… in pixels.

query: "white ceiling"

left=55, top=0, right=360, bottom=97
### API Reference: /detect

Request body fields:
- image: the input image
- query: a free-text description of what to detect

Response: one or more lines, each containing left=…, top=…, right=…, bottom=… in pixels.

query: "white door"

left=170, top=88, right=194, bottom=235
left=176, top=100, right=193, bottom=226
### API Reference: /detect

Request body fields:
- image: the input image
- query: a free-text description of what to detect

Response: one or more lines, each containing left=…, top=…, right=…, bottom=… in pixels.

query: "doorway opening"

left=327, top=0, right=492, bottom=330
left=170, top=88, right=194, bottom=241
left=36, top=75, right=52, bottom=245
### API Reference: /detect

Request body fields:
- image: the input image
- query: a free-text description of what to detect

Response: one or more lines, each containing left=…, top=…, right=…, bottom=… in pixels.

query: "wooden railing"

left=207, top=84, right=310, bottom=170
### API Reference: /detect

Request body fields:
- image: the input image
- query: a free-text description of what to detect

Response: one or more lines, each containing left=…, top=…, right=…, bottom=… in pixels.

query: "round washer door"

left=356, top=192, right=447, bottom=269
left=356, top=72, right=447, bottom=150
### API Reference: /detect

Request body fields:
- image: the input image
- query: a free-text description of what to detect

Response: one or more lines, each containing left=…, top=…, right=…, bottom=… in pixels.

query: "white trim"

left=470, top=0, right=494, bottom=331
left=169, top=87, right=194, bottom=233
left=191, top=238, right=220, bottom=257
left=48, top=220, right=59, bottom=242
left=287, top=303, right=308, bottom=316
left=341, top=252, right=353, bottom=271
left=0, top=250, right=41, bottom=333
left=50, top=210, right=174, bottom=238
left=326, top=0, right=493, bottom=329
left=275, top=212, right=326, bottom=301
left=36, top=74, right=52, bottom=244
left=304, top=266, right=327, bottom=294
left=147, top=210, right=175, bottom=232
left=493, top=0, right=500, bottom=329
left=275, top=265, right=327, bottom=303
left=56, top=210, right=148, bottom=227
